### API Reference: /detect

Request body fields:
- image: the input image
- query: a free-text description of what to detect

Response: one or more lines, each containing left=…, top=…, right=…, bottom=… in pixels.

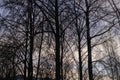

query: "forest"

left=0, top=0, right=120, bottom=80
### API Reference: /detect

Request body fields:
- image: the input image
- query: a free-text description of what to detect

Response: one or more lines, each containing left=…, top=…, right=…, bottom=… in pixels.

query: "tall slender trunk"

left=24, top=46, right=27, bottom=80
left=78, top=34, right=83, bottom=80
left=36, top=29, right=44, bottom=80
left=24, top=42, right=27, bottom=80
left=28, top=0, right=34, bottom=80
left=74, top=1, right=83, bottom=79
left=85, top=0, right=93, bottom=80
left=60, top=32, right=64, bottom=80
left=12, top=52, right=16, bottom=80
left=86, top=12, right=93, bottom=80
left=24, top=25, right=28, bottom=80
left=55, top=32, right=60, bottom=80
left=76, top=17, right=83, bottom=80
left=55, top=0, right=61, bottom=80
left=61, top=49, right=63, bottom=80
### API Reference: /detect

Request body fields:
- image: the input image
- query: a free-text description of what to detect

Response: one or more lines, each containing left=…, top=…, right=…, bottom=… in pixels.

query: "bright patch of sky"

left=0, top=0, right=3, bottom=15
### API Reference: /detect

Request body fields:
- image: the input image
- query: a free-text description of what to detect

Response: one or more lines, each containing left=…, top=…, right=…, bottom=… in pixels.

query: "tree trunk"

left=85, top=0, right=93, bottom=80
left=28, top=0, right=34, bottom=80
left=74, top=1, right=83, bottom=79
left=60, top=32, right=64, bottom=80
left=12, top=52, right=16, bottom=80
left=24, top=22, right=29, bottom=80
left=55, top=0, right=61, bottom=80
left=78, top=34, right=83, bottom=80
left=36, top=29, right=44, bottom=80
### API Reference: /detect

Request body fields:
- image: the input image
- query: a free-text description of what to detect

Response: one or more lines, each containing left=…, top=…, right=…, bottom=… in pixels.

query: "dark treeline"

left=0, top=0, right=120, bottom=80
